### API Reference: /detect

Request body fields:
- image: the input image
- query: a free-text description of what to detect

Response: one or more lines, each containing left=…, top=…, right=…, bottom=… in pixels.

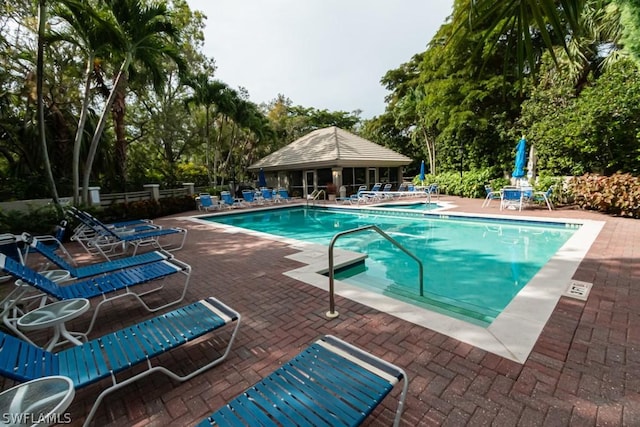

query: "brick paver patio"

left=2, top=195, right=639, bottom=426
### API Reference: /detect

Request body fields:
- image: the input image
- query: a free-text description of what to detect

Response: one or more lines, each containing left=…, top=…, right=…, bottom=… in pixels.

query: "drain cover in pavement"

left=564, top=280, right=592, bottom=300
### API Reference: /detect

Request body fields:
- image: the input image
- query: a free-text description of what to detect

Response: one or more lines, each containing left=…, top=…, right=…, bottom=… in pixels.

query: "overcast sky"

left=186, top=1, right=454, bottom=119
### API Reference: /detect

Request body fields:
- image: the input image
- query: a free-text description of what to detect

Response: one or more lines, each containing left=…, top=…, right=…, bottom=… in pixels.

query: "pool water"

left=205, top=207, right=577, bottom=325
left=371, top=202, right=439, bottom=211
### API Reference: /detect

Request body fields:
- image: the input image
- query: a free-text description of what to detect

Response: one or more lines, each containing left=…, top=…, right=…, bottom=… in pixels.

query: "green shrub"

left=0, top=196, right=197, bottom=236
left=100, top=197, right=196, bottom=222
left=0, top=205, right=65, bottom=235
left=568, top=173, right=640, bottom=218
left=424, top=168, right=509, bottom=198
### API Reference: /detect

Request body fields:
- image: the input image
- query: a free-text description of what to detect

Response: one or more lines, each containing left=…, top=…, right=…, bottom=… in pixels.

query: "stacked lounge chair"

left=67, top=207, right=187, bottom=260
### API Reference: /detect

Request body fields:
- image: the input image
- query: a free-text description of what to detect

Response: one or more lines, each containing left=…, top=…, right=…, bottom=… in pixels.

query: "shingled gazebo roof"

left=248, top=126, right=411, bottom=172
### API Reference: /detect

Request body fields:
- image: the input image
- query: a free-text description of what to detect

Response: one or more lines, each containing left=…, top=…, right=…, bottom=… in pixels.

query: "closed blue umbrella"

left=419, top=160, right=425, bottom=184
left=258, top=168, right=267, bottom=187
left=512, top=137, right=527, bottom=178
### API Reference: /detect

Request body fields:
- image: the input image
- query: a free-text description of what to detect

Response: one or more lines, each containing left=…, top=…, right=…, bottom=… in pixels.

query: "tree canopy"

left=0, top=0, right=639, bottom=204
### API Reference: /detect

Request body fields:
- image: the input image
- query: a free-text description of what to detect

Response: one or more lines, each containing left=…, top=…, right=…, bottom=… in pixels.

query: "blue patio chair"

left=407, top=183, right=423, bottom=197
left=67, top=207, right=187, bottom=260
left=198, top=193, right=219, bottom=211
left=220, top=191, right=241, bottom=208
left=482, top=185, right=501, bottom=207
left=242, top=189, right=257, bottom=205
left=428, top=183, right=440, bottom=200
left=198, top=335, right=408, bottom=427
left=261, top=187, right=275, bottom=203
left=0, top=296, right=241, bottom=427
left=0, top=252, right=191, bottom=337
left=532, top=185, right=554, bottom=210
left=500, top=188, right=524, bottom=211
left=277, top=188, right=292, bottom=202
left=20, top=233, right=173, bottom=279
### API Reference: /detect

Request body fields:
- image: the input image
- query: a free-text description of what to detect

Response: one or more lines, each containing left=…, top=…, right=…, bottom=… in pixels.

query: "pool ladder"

left=306, top=189, right=326, bottom=206
left=326, top=225, right=424, bottom=318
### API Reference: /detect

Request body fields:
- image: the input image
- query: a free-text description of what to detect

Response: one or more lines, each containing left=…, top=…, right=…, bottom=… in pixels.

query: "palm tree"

left=466, top=0, right=585, bottom=77
left=81, top=0, right=184, bottom=199
left=51, top=0, right=118, bottom=204
left=183, top=74, right=229, bottom=186
left=35, top=0, right=60, bottom=205
left=550, top=1, right=624, bottom=91
left=466, top=0, right=639, bottom=76
left=212, top=86, right=238, bottom=187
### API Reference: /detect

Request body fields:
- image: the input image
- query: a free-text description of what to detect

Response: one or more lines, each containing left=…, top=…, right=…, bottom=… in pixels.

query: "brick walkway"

left=4, top=196, right=640, bottom=426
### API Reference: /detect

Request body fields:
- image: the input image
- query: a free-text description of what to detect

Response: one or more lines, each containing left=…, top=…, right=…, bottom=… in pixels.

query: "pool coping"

left=187, top=204, right=605, bottom=363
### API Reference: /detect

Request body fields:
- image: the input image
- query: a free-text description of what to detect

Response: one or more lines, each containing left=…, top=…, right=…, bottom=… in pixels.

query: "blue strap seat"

left=0, top=297, right=240, bottom=427
left=22, top=233, right=172, bottom=279
left=0, top=253, right=191, bottom=337
left=67, top=207, right=187, bottom=260
left=199, top=335, right=408, bottom=427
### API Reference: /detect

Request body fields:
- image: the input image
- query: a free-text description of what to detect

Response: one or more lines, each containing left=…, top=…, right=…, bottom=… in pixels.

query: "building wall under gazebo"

left=261, top=166, right=404, bottom=198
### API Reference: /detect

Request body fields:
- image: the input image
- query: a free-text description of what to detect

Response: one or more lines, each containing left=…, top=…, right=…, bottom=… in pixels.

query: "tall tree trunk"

left=72, top=55, right=95, bottom=205
left=82, top=59, right=129, bottom=203
left=36, top=0, right=60, bottom=205
left=205, top=105, right=211, bottom=186
left=224, top=124, right=237, bottom=191
left=423, top=129, right=436, bottom=175
left=112, top=75, right=128, bottom=191
left=213, top=115, right=227, bottom=187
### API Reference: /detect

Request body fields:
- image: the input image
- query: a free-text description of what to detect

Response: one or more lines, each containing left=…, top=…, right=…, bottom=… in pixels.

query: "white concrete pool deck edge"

left=186, top=208, right=605, bottom=364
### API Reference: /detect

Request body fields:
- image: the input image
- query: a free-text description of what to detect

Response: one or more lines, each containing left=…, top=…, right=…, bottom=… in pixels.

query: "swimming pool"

left=202, top=206, right=577, bottom=325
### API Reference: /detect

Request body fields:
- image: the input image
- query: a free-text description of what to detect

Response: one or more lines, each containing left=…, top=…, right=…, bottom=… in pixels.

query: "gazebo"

left=248, top=126, right=412, bottom=198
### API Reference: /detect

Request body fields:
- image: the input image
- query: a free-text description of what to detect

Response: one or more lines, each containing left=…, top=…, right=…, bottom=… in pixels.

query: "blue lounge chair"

left=261, top=188, right=275, bottom=203
left=199, top=335, right=408, bottom=427
left=0, top=296, right=241, bottom=427
left=69, top=206, right=157, bottom=234
left=68, top=207, right=154, bottom=231
left=20, top=233, right=173, bottom=279
left=242, top=189, right=257, bottom=205
left=198, top=193, right=220, bottom=211
left=0, top=252, right=191, bottom=337
left=277, top=188, right=292, bottom=202
left=348, top=185, right=369, bottom=204
left=220, top=191, right=240, bottom=208
left=0, top=234, right=25, bottom=283
left=381, top=183, right=394, bottom=199
left=68, top=207, right=187, bottom=260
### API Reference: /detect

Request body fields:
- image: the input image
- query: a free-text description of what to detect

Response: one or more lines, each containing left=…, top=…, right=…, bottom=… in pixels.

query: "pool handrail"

left=327, top=224, right=424, bottom=318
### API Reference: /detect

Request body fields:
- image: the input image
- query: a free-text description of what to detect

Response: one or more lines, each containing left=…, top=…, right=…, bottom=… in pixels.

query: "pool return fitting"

left=326, top=225, right=424, bottom=318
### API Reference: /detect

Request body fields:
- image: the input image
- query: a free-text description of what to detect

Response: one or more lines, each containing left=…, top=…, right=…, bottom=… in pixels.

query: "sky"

left=186, top=0, right=454, bottom=119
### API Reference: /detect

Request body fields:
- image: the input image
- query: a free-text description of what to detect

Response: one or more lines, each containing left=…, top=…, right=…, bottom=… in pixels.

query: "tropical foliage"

left=0, top=0, right=358, bottom=203
left=361, top=0, right=640, bottom=183
left=1, top=0, right=640, bottom=218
